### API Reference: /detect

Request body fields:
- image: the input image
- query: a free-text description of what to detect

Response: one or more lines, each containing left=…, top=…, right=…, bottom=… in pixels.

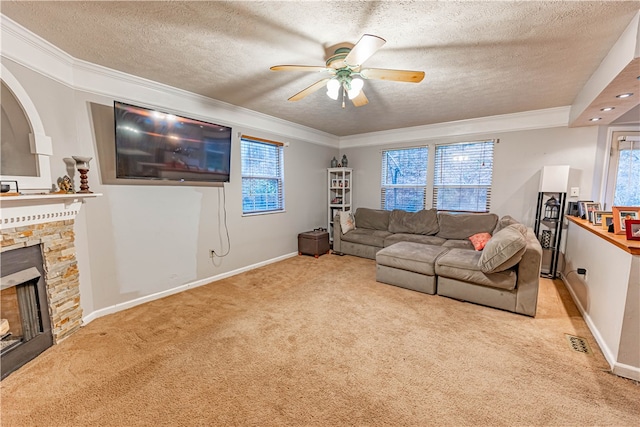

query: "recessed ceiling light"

left=589, top=117, right=602, bottom=122
left=616, top=93, right=633, bottom=98
left=600, top=107, right=615, bottom=112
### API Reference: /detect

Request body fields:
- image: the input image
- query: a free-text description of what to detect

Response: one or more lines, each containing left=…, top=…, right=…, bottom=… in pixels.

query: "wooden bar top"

left=566, top=215, right=640, bottom=256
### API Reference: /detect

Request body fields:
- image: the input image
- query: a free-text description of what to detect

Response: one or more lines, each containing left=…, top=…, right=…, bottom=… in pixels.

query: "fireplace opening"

left=1, top=245, right=53, bottom=380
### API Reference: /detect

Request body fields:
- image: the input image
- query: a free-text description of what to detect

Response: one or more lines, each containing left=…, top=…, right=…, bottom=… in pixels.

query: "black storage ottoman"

left=298, top=230, right=330, bottom=258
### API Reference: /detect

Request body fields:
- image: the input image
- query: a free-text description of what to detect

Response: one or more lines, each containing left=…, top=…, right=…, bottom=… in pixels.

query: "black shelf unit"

left=534, top=191, right=566, bottom=279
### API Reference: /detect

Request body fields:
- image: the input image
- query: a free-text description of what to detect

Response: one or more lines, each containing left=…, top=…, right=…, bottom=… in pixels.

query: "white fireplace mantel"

left=0, top=193, right=102, bottom=230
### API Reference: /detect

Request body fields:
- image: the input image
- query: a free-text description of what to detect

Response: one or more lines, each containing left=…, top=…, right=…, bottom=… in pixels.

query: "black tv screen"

left=114, top=101, right=232, bottom=183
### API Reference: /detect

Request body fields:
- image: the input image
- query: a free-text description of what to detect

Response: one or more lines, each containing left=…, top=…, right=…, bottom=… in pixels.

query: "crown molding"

left=0, top=14, right=339, bottom=149
left=338, top=106, right=571, bottom=149
left=1, top=13, right=575, bottom=151
left=0, top=14, right=76, bottom=87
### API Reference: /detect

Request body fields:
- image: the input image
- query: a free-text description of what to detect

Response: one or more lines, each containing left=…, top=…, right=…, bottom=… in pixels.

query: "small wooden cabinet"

left=327, top=168, right=352, bottom=242
left=298, top=230, right=330, bottom=258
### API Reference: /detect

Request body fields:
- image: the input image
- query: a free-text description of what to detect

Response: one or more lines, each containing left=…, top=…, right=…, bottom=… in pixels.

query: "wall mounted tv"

left=114, top=101, right=232, bottom=184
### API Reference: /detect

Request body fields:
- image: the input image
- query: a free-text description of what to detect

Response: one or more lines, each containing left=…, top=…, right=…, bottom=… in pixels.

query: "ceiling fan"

left=270, top=34, right=425, bottom=108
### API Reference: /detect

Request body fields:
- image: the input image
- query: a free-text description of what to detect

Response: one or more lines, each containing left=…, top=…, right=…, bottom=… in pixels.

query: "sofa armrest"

left=333, top=211, right=343, bottom=253
left=515, top=228, right=543, bottom=316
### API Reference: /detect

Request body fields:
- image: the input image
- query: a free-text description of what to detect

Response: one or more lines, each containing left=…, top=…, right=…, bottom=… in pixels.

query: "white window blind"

left=613, top=139, right=640, bottom=206
left=381, top=147, right=428, bottom=212
left=241, top=136, right=284, bottom=214
left=433, top=140, right=494, bottom=212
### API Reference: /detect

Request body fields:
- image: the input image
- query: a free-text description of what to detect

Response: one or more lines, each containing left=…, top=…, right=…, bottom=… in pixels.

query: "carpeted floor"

left=1, top=254, right=638, bottom=426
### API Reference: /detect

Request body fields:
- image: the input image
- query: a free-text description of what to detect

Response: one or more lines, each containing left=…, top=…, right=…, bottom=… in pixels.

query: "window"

left=609, top=135, right=640, bottom=206
left=433, top=140, right=494, bottom=212
left=241, top=136, right=284, bottom=214
left=381, top=147, right=428, bottom=212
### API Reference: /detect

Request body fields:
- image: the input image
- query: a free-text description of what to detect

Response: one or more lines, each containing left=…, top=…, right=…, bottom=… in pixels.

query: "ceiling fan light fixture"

left=326, top=78, right=340, bottom=100
left=347, top=77, right=364, bottom=99
left=271, top=34, right=422, bottom=108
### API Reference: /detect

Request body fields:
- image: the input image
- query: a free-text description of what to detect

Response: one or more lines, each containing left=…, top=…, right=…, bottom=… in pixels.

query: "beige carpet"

left=1, top=254, right=638, bottom=426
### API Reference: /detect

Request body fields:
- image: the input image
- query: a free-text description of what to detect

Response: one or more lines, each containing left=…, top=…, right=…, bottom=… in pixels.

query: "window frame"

left=240, top=135, right=285, bottom=216
left=602, top=129, right=640, bottom=209
left=380, top=146, right=429, bottom=212
left=432, top=139, right=495, bottom=213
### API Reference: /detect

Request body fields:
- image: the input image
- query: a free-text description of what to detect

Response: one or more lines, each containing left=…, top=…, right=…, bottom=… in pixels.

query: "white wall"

left=562, top=221, right=639, bottom=380
left=2, top=22, right=339, bottom=321
left=1, top=17, right=627, bottom=332
left=341, top=125, right=599, bottom=227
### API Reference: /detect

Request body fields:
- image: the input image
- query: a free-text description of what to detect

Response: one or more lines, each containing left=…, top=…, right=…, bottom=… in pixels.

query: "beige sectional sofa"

left=333, top=208, right=543, bottom=316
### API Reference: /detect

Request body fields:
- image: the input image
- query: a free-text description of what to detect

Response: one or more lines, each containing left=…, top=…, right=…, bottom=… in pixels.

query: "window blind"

left=380, top=147, right=428, bottom=212
left=433, top=140, right=494, bottom=212
left=241, top=136, right=284, bottom=214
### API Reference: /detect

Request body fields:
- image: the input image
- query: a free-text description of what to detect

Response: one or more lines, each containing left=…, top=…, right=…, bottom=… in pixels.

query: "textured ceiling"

left=2, top=1, right=639, bottom=136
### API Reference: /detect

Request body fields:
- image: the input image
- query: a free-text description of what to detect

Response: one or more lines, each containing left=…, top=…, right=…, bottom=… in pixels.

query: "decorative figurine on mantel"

left=341, top=154, right=348, bottom=168
left=72, top=156, right=93, bottom=193
left=56, top=175, right=75, bottom=194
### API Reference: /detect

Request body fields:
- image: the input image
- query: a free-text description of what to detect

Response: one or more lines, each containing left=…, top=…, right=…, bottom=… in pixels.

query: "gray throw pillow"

left=478, top=223, right=527, bottom=273
left=493, top=215, right=520, bottom=235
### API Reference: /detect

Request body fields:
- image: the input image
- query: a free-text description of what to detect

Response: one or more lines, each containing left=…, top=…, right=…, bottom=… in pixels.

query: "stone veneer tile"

left=0, top=220, right=82, bottom=343
left=0, top=242, right=26, bottom=252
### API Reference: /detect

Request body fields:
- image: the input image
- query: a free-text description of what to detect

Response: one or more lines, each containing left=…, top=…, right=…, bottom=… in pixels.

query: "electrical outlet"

left=570, top=187, right=580, bottom=197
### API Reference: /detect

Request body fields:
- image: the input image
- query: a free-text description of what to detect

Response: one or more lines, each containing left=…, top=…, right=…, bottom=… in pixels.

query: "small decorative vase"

left=72, top=156, right=93, bottom=194
left=341, top=154, right=348, bottom=168
left=331, top=157, right=338, bottom=168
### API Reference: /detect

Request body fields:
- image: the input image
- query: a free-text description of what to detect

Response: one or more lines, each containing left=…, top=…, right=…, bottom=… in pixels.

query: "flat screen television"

left=114, top=101, right=232, bottom=184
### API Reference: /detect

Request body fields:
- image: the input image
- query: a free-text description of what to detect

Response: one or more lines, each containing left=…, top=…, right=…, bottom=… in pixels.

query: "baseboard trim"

left=559, top=272, right=640, bottom=381
left=613, top=362, right=640, bottom=382
left=82, top=252, right=298, bottom=325
left=559, top=272, right=615, bottom=362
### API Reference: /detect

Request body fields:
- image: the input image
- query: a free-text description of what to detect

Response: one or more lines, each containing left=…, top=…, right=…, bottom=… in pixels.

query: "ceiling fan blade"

left=360, top=68, right=425, bottom=83
left=288, top=78, right=330, bottom=101
left=351, top=90, right=369, bottom=107
left=344, top=34, right=386, bottom=67
left=271, top=65, right=329, bottom=72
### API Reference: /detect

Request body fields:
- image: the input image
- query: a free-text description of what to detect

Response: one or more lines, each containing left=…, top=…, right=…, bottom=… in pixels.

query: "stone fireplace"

left=1, top=194, right=96, bottom=378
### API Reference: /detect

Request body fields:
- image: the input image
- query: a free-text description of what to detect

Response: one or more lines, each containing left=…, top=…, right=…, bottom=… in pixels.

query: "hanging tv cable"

left=210, top=184, right=231, bottom=260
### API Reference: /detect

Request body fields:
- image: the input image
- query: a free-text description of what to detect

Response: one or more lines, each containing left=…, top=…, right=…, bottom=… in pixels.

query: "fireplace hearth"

left=1, top=193, right=98, bottom=379
left=1, top=244, right=53, bottom=379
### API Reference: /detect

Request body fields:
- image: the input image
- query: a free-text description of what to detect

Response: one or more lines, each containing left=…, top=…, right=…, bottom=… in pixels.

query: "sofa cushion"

left=384, top=233, right=446, bottom=247
left=388, top=209, right=439, bottom=235
left=354, top=208, right=390, bottom=231
left=436, top=212, right=499, bottom=240
left=435, top=248, right=517, bottom=291
left=493, top=215, right=520, bottom=235
left=442, top=239, right=475, bottom=250
left=468, top=232, right=492, bottom=251
left=478, top=224, right=528, bottom=273
left=340, top=210, right=356, bottom=233
left=341, top=228, right=392, bottom=248
left=376, top=242, right=449, bottom=276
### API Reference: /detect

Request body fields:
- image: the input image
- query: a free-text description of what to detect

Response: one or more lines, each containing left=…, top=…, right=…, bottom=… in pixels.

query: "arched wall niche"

left=1, top=63, right=52, bottom=191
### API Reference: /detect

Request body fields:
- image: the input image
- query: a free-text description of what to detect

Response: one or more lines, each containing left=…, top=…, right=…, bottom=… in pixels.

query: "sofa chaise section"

left=435, top=226, right=542, bottom=317
left=376, top=242, right=449, bottom=295
left=333, top=207, right=543, bottom=317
